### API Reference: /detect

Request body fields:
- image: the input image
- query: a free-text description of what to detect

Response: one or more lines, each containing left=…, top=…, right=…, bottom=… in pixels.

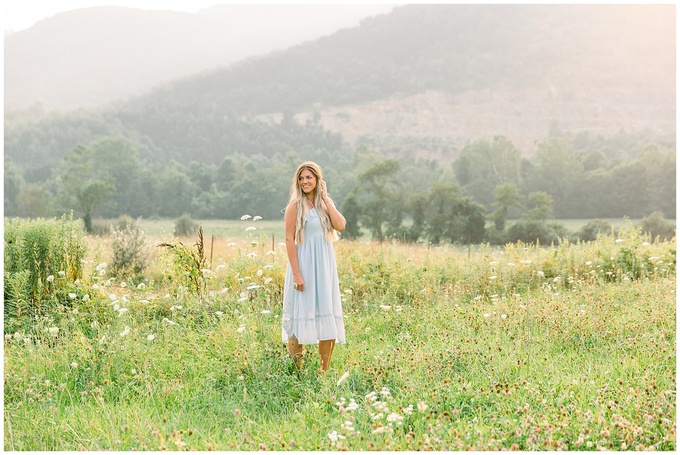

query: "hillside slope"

left=4, top=4, right=395, bottom=111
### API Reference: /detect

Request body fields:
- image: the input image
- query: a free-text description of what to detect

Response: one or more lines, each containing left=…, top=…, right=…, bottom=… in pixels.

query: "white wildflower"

left=237, top=325, right=246, bottom=333
left=615, top=238, right=624, bottom=243
left=82, top=294, right=90, bottom=302
left=379, top=304, right=391, bottom=310
left=58, top=271, right=66, bottom=276
left=337, top=371, right=350, bottom=386
left=417, top=401, right=428, bottom=413
left=47, top=327, right=60, bottom=335
left=245, top=226, right=256, bottom=232
left=46, top=275, right=54, bottom=282
left=253, top=216, right=262, bottom=221
left=240, top=215, right=252, bottom=220
left=147, top=334, right=155, bottom=341
left=260, top=309, right=271, bottom=315
left=68, top=293, right=77, bottom=299
left=227, top=242, right=237, bottom=247
left=118, top=308, right=129, bottom=316
left=120, top=326, right=130, bottom=337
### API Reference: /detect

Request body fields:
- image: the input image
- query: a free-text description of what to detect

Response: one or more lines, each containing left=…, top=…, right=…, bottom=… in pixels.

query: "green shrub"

left=506, top=220, right=557, bottom=245
left=574, top=219, right=613, bottom=242
left=174, top=213, right=198, bottom=237
left=109, top=217, right=152, bottom=281
left=639, top=211, right=675, bottom=241
left=3, top=213, right=87, bottom=331
left=159, top=226, right=207, bottom=298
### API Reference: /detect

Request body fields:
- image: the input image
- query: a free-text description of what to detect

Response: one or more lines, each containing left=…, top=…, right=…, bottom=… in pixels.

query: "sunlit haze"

left=3, top=1, right=397, bottom=32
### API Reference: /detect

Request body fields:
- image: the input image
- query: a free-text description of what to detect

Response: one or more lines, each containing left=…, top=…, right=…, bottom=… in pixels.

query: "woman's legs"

left=287, top=338, right=304, bottom=367
left=318, top=339, right=336, bottom=372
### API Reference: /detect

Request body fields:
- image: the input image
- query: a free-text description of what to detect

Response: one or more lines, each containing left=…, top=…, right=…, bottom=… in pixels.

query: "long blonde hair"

left=287, top=161, right=338, bottom=244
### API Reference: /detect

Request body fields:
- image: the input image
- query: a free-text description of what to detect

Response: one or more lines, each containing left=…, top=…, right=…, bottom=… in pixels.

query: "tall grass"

left=3, top=221, right=676, bottom=451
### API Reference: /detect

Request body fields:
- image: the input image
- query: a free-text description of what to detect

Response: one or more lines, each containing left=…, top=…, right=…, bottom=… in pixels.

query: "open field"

left=3, top=221, right=676, bottom=451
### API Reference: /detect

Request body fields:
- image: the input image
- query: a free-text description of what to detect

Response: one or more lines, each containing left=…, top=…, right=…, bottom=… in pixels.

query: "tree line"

left=4, top=127, right=675, bottom=244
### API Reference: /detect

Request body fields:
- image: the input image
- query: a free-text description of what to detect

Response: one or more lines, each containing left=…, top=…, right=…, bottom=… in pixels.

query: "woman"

left=281, top=162, right=346, bottom=372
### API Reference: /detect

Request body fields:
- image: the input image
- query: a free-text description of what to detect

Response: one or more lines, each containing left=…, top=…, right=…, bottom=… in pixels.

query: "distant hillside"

left=4, top=3, right=675, bottom=172
left=137, top=3, right=675, bottom=155
left=4, top=4, right=396, bottom=111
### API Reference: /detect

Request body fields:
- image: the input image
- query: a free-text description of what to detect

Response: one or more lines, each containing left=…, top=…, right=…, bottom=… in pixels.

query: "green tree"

left=491, top=182, right=523, bottom=231
left=59, top=145, right=115, bottom=233
left=17, top=185, right=51, bottom=218
left=453, top=135, right=523, bottom=208
left=354, top=159, right=403, bottom=242
left=339, top=190, right=362, bottom=240
left=426, top=182, right=486, bottom=244
left=525, top=137, right=584, bottom=218
left=525, top=191, right=553, bottom=221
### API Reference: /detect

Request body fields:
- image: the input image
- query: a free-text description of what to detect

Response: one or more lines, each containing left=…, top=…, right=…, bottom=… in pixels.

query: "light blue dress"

left=281, top=208, right=345, bottom=345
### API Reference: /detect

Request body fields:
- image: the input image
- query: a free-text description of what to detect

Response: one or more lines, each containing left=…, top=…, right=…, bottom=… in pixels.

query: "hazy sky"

left=2, top=1, right=399, bottom=32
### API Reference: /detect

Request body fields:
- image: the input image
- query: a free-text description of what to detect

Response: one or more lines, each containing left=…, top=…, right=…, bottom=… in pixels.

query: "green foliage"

left=506, top=220, right=557, bottom=245
left=174, top=213, right=199, bottom=237
left=159, top=226, right=208, bottom=298
left=2, top=232, right=675, bottom=451
left=109, top=218, right=152, bottom=281
left=3, top=214, right=88, bottom=333
left=638, top=211, right=675, bottom=241
left=574, top=219, right=613, bottom=242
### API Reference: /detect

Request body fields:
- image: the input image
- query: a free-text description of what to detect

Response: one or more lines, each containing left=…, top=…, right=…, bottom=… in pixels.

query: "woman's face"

left=299, top=169, right=317, bottom=196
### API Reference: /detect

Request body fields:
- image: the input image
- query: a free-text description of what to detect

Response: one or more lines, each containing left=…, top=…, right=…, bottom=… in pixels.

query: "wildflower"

left=109, top=293, right=117, bottom=301
left=147, top=334, right=155, bottom=341
left=237, top=297, right=248, bottom=302
left=227, top=242, right=237, bottom=247
left=264, top=277, right=273, bottom=285
left=253, top=216, right=262, bottom=221
left=240, top=215, right=252, bottom=220
left=245, top=226, right=257, bottom=232
left=92, top=284, right=99, bottom=289
left=501, top=314, right=507, bottom=319
left=265, top=250, right=277, bottom=255
left=379, top=304, right=391, bottom=310
left=120, top=281, right=127, bottom=288
left=615, top=238, right=624, bottom=243
left=120, top=326, right=130, bottom=337
left=372, top=426, right=387, bottom=434
left=215, top=311, right=224, bottom=316
left=483, top=313, right=490, bottom=318
left=237, top=325, right=246, bottom=333
left=586, top=261, right=592, bottom=266
left=46, top=275, right=54, bottom=282
left=417, top=401, right=428, bottom=413
left=489, top=261, right=499, bottom=266
left=395, top=305, right=403, bottom=312
left=47, top=327, right=60, bottom=335
left=137, top=283, right=146, bottom=290
left=260, top=309, right=271, bottom=315
left=162, top=318, right=176, bottom=326
left=58, top=271, right=66, bottom=276
left=387, top=412, right=404, bottom=424
left=506, top=262, right=515, bottom=267
left=118, top=308, right=129, bottom=316
left=328, top=431, right=343, bottom=442
left=69, top=293, right=77, bottom=299
left=131, top=369, right=137, bottom=375
left=82, top=294, right=90, bottom=302
left=380, top=386, right=391, bottom=396
left=337, top=371, right=350, bottom=386
left=346, top=399, right=359, bottom=411
left=489, top=275, right=497, bottom=280
left=247, top=284, right=261, bottom=290
left=246, top=252, right=257, bottom=258
left=520, top=260, right=532, bottom=265
left=537, top=271, right=545, bottom=277
left=642, top=241, right=650, bottom=246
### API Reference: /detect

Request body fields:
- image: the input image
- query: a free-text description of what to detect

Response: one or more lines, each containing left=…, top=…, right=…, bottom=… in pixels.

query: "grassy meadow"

left=3, top=219, right=676, bottom=451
